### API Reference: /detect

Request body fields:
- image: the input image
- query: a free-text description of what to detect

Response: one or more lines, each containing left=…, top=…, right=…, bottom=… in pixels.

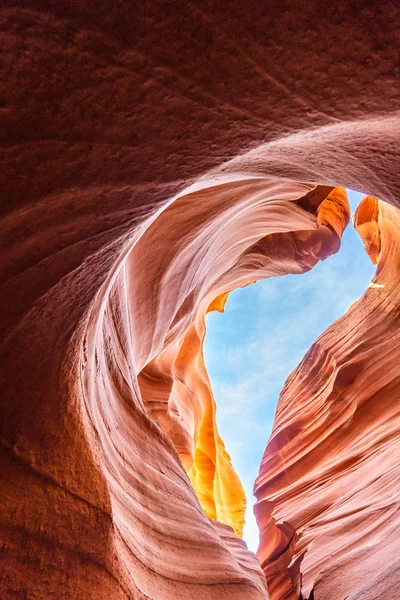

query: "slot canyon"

left=0, top=2, right=399, bottom=600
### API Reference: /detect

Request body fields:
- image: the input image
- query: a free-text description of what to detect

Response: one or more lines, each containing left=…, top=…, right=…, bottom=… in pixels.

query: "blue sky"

left=203, top=190, right=376, bottom=551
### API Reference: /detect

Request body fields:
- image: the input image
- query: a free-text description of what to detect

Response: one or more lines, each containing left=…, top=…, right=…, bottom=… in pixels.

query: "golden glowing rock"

left=1, top=2, right=398, bottom=598
left=354, top=195, right=381, bottom=263
left=316, top=187, right=351, bottom=237
left=207, top=292, right=230, bottom=313
left=135, top=183, right=350, bottom=548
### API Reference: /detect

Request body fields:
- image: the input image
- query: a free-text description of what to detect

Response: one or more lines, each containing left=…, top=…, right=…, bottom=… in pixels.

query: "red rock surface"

left=0, top=2, right=399, bottom=599
left=254, top=197, right=400, bottom=599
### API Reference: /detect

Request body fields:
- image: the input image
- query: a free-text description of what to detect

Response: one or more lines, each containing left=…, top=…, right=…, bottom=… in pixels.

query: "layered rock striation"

left=254, top=197, right=400, bottom=599
left=0, top=1, right=399, bottom=599
left=82, top=181, right=348, bottom=600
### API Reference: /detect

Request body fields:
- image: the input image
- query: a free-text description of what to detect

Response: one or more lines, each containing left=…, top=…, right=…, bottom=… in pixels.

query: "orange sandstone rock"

left=354, top=195, right=381, bottom=263
left=0, top=2, right=399, bottom=599
left=316, top=187, right=350, bottom=238
left=207, top=291, right=230, bottom=313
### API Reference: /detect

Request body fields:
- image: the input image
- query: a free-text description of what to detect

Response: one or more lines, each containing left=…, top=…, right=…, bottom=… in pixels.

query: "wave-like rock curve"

left=82, top=180, right=348, bottom=599
left=254, top=197, right=400, bottom=599
left=0, top=1, right=399, bottom=599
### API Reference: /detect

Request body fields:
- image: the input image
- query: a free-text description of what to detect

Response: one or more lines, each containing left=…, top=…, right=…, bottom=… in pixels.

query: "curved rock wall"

left=0, top=1, right=399, bottom=599
left=82, top=181, right=347, bottom=599
left=254, top=197, right=400, bottom=599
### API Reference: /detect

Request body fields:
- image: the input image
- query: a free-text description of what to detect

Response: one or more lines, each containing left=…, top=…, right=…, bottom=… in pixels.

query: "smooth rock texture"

left=0, top=1, right=399, bottom=599
left=254, top=197, right=400, bottom=599
left=135, top=184, right=349, bottom=540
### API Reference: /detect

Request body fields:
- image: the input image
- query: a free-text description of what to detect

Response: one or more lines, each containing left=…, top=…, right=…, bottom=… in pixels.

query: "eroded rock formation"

left=82, top=181, right=349, bottom=600
left=0, top=1, right=399, bottom=599
left=254, top=197, right=400, bottom=599
left=135, top=185, right=349, bottom=538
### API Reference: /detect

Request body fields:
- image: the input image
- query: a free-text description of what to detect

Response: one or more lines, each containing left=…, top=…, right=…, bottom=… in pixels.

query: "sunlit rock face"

left=134, top=185, right=349, bottom=538
left=84, top=181, right=347, bottom=600
left=254, top=197, right=400, bottom=599
left=0, top=1, right=399, bottom=599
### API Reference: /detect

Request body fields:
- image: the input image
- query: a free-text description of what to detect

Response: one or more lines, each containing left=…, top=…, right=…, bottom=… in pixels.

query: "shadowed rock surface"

left=0, top=1, right=399, bottom=599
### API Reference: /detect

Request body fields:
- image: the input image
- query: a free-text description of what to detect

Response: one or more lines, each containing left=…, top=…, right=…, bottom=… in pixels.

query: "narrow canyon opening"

left=204, top=189, right=376, bottom=552
left=3, top=5, right=399, bottom=599
left=74, top=176, right=399, bottom=600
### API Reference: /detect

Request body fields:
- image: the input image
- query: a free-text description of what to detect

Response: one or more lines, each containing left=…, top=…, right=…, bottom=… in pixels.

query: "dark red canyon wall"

left=0, top=1, right=399, bottom=599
